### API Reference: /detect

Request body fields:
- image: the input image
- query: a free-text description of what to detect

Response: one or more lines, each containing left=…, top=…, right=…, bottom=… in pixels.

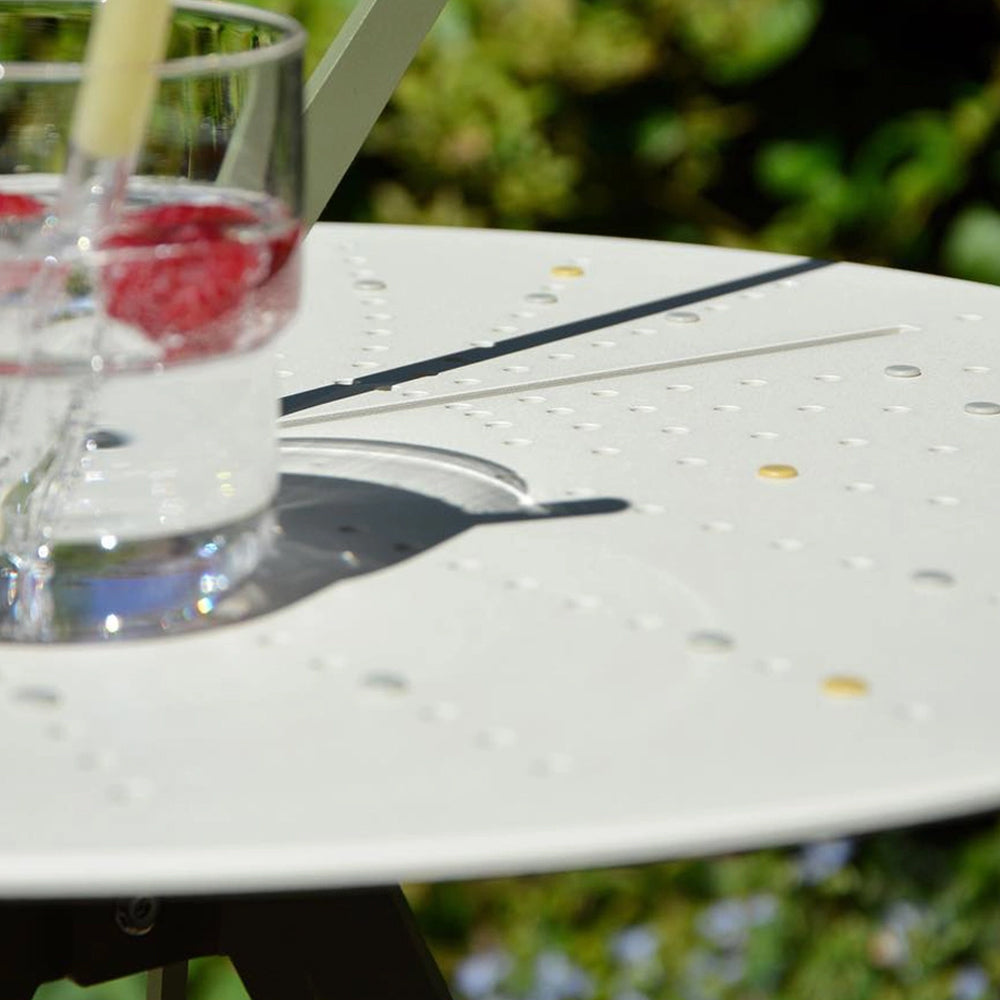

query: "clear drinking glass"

left=0, top=0, right=305, bottom=640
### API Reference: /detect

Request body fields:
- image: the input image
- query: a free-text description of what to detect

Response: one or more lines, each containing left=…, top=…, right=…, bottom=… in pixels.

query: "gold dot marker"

left=758, top=464, right=799, bottom=479
left=822, top=675, right=870, bottom=699
left=551, top=265, right=585, bottom=279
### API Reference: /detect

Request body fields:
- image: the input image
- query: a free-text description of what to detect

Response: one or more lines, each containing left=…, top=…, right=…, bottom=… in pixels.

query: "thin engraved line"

left=280, top=325, right=905, bottom=427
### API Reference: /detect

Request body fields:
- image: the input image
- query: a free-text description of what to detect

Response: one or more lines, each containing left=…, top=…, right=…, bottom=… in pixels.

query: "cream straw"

left=71, top=0, right=173, bottom=160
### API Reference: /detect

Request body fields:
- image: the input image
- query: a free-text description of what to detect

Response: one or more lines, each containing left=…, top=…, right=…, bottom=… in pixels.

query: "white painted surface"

left=2, top=224, right=999, bottom=898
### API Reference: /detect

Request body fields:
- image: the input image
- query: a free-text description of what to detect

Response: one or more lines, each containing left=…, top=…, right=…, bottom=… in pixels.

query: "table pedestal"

left=0, top=887, right=452, bottom=1000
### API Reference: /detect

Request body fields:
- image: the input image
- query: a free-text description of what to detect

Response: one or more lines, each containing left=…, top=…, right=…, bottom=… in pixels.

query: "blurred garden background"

left=36, top=0, right=1000, bottom=997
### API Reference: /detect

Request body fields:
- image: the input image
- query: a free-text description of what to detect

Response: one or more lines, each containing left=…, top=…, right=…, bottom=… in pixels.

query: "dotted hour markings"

left=965, top=401, right=1000, bottom=416
left=885, top=365, right=922, bottom=378
left=551, top=265, right=584, bottom=279
left=912, top=570, right=955, bottom=589
left=688, top=631, right=734, bottom=654
left=758, top=464, right=798, bottom=480
left=822, top=675, right=869, bottom=699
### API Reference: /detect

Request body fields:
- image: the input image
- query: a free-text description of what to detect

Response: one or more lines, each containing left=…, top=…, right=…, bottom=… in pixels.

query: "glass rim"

left=0, top=0, right=306, bottom=82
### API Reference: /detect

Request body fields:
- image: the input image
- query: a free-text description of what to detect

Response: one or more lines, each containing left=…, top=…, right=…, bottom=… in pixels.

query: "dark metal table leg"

left=224, top=887, right=453, bottom=1000
left=0, top=887, right=452, bottom=1000
left=145, top=962, right=188, bottom=1000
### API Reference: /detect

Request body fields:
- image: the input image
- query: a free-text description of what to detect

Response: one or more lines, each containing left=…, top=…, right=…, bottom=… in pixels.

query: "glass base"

left=0, top=506, right=276, bottom=641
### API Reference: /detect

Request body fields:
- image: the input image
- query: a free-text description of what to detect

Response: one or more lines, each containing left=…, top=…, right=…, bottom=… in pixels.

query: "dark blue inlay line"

left=280, top=256, right=834, bottom=417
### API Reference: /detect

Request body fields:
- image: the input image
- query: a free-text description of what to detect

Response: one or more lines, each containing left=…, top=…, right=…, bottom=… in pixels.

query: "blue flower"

left=609, top=925, right=659, bottom=967
left=529, top=949, right=593, bottom=1000
left=696, top=899, right=751, bottom=949
left=952, top=964, right=990, bottom=1000
left=796, top=838, right=854, bottom=885
left=454, top=949, right=513, bottom=999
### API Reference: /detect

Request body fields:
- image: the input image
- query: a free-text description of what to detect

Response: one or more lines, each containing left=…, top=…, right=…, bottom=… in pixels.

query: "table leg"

left=0, top=887, right=452, bottom=1000
left=224, top=887, right=453, bottom=1000
left=145, top=962, right=188, bottom=1000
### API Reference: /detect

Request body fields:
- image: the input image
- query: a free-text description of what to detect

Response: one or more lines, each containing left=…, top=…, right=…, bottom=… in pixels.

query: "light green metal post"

left=302, top=0, right=449, bottom=227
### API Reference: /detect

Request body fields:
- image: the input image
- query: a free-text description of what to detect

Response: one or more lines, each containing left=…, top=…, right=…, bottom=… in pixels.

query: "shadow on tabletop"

left=209, top=438, right=628, bottom=628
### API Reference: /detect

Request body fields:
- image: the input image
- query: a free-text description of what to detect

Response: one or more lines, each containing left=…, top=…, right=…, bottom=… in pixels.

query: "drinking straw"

left=71, top=0, right=173, bottom=161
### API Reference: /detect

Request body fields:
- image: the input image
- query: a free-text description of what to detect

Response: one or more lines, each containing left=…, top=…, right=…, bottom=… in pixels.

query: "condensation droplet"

left=846, top=482, right=876, bottom=493
left=665, top=311, right=700, bottom=324
left=574, top=422, right=601, bottom=431
left=507, top=576, right=541, bottom=590
left=592, top=389, right=619, bottom=397
left=276, top=369, right=295, bottom=378
left=912, top=569, right=955, bottom=589
left=840, top=437, right=869, bottom=447
left=504, top=438, right=533, bottom=446
left=772, top=538, right=804, bottom=552
left=453, top=377, right=481, bottom=386
left=798, top=404, right=826, bottom=413
left=526, top=292, right=558, bottom=305
left=703, top=520, right=735, bottom=533
left=822, top=675, right=869, bottom=699
left=478, top=726, right=517, bottom=749
left=677, top=456, right=708, bottom=467
left=758, top=656, right=792, bottom=674
left=502, top=365, right=530, bottom=374
left=758, top=464, right=798, bottom=479
left=421, top=701, right=461, bottom=723
left=547, top=406, right=575, bottom=415
left=957, top=313, right=983, bottom=322
left=662, top=425, right=690, bottom=435
left=815, top=374, right=843, bottom=383
left=354, top=279, right=386, bottom=292
left=688, top=630, right=734, bottom=654
left=928, top=495, right=960, bottom=506
left=535, top=752, right=574, bottom=776
left=630, top=614, right=664, bottom=631
left=635, top=503, right=666, bottom=514
left=518, top=395, right=546, bottom=403
left=591, top=340, right=617, bottom=349
left=449, top=557, right=482, bottom=571
left=567, top=594, right=602, bottom=611
left=549, top=352, right=575, bottom=360
left=107, top=778, right=154, bottom=805
left=632, top=327, right=657, bottom=336
left=446, top=402, right=473, bottom=410
left=666, top=383, right=694, bottom=392
left=362, top=673, right=409, bottom=696
left=12, top=685, right=61, bottom=708
left=485, top=420, right=514, bottom=429
left=750, top=431, right=779, bottom=440
left=964, top=365, right=991, bottom=374
left=592, top=446, right=621, bottom=456
left=883, top=405, right=912, bottom=414
left=885, top=364, right=922, bottom=378
left=965, top=401, right=1000, bottom=416
left=740, top=378, right=768, bottom=387
left=928, top=444, right=958, bottom=454
left=494, top=325, right=519, bottom=335
left=714, top=404, right=741, bottom=413
left=842, top=555, right=875, bottom=570
left=897, top=701, right=933, bottom=723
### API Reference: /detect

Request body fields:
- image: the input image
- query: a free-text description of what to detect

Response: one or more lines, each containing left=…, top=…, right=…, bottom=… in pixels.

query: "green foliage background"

left=32, top=2, right=1000, bottom=998
left=277, top=0, right=1000, bottom=282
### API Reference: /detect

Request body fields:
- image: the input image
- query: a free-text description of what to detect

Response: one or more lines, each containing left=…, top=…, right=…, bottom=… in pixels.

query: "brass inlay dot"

left=551, top=265, right=585, bottom=279
left=822, top=675, right=869, bottom=699
left=758, top=464, right=799, bottom=479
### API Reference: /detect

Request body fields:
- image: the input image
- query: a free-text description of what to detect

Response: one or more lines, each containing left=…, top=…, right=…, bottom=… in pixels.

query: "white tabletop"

left=2, top=223, right=999, bottom=899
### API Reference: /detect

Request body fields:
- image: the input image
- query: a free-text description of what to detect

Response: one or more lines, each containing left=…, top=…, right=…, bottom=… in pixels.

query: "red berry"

left=101, top=202, right=272, bottom=362
left=0, top=193, right=46, bottom=220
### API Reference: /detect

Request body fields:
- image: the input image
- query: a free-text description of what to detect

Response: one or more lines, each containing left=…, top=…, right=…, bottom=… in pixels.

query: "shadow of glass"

left=210, top=440, right=628, bottom=627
